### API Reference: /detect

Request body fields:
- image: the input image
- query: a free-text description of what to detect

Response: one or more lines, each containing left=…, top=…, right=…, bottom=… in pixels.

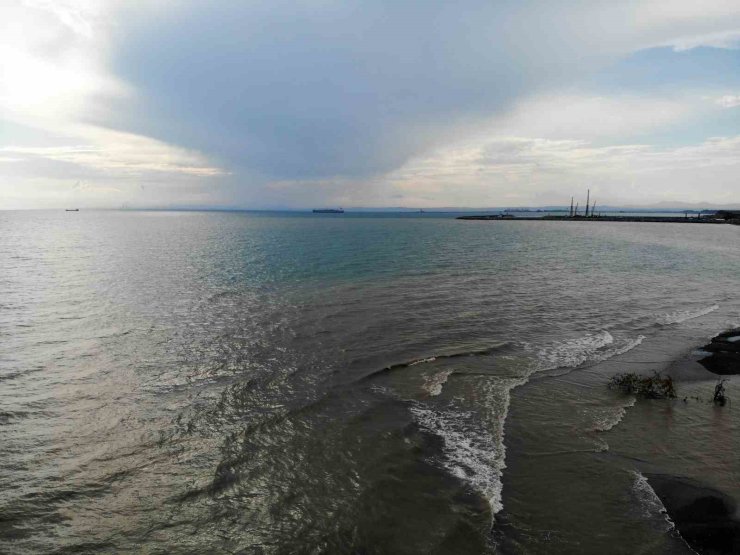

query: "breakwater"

left=457, top=215, right=736, bottom=224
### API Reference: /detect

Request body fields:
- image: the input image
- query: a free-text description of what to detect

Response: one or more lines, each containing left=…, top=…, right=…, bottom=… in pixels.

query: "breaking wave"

left=632, top=472, right=674, bottom=533
left=409, top=376, right=525, bottom=519
left=422, top=370, right=454, bottom=396
left=658, top=304, right=719, bottom=325
left=360, top=343, right=509, bottom=382
left=589, top=397, right=636, bottom=432
left=411, top=405, right=507, bottom=515
left=536, top=331, right=645, bottom=371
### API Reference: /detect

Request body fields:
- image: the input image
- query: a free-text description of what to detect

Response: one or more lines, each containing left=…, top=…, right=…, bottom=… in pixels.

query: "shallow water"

left=1, top=210, right=739, bottom=553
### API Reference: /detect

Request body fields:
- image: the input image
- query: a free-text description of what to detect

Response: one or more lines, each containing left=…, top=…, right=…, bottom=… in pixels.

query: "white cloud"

left=716, top=95, right=740, bottom=108
left=634, top=0, right=740, bottom=50
left=21, top=0, right=99, bottom=39
left=0, top=0, right=119, bottom=119
left=666, top=29, right=740, bottom=51
left=0, top=126, right=224, bottom=177
left=382, top=134, right=740, bottom=207
left=0, top=0, right=224, bottom=208
left=3, top=0, right=740, bottom=208
left=185, top=90, right=738, bottom=209
left=483, top=94, right=700, bottom=141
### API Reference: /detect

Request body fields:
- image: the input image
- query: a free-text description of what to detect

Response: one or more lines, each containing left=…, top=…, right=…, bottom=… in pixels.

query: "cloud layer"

left=2, top=0, right=740, bottom=208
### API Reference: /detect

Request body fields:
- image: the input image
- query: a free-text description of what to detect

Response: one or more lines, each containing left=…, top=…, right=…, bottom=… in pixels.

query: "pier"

left=457, top=214, right=736, bottom=224
left=458, top=195, right=740, bottom=224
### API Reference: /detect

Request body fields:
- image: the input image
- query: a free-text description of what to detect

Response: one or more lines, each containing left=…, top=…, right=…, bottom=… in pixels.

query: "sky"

left=1, top=1, right=739, bottom=209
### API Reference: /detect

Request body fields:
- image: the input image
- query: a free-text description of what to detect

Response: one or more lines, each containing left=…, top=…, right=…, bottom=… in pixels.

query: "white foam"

left=411, top=404, right=506, bottom=515
left=632, top=471, right=674, bottom=533
left=590, top=397, right=636, bottom=432
left=410, top=377, right=525, bottom=518
left=422, top=369, right=454, bottom=396
left=537, top=330, right=614, bottom=370
left=601, top=335, right=645, bottom=360
left=727, top=336, right=740, bottom=343
left=536, top=331, right=645, bottom=371
left=658, top=304, right=719, bottom=325
left=409, top=356, right=437, bottom=366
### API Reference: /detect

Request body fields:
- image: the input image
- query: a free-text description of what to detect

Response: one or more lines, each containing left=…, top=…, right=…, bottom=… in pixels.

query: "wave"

left=422, top=370, right=454, bottom=396
left=409, top=376, right=525, bottom=519
left=601, top=335, right=646, bottom=361
left=409, top=357, right=437, bottom=366
left=406, top=330, right=647, bottom=516
left=631, top=471, right=675, bottom=533
left=0, top=410, right=30, bottom=424
left=589, top=397, right=636, bottom=432
left=411, top=405, right=506, bottom=515
left=0, top=365, right=46, bottom=383
left=658, top=304, right=719, bottom=325
left=536, top=330, right=614, bottom=370
left=536, top=332, right=645, bottom=372
left=360, top=343, right=509, bottom=382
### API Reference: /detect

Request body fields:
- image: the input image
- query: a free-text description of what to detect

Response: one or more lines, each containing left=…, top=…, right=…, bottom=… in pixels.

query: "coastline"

left=457, top=215, right=738, bottom=224
left=493, top=321, right=740, bottom=554
left=617, top=329, right=740, bottom=555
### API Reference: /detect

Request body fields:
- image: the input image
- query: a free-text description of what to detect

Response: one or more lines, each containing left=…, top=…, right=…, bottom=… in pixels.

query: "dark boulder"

left=698, top=329, right=740, bottom=375
left=646, top=474, right=740, bottom=555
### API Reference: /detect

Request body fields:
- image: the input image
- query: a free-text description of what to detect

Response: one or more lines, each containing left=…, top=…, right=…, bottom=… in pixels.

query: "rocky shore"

left=640, top=328, right=740, bottom=554
left=698, top=328, right=740, bottom=375
left=646, top=474, right=740, bottom=555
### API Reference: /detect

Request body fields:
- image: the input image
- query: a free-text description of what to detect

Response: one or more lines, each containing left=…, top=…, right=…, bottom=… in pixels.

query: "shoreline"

left=457, top=215, right=738, bottom=224
left=494, top=323, right=740, bottom=553
left=646, top=473, right=740, bottom=555
left=633, top=328, right=740, bottom=554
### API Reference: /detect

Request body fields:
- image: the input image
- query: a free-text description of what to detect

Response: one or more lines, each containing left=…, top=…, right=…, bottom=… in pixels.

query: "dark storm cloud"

left=103, top=1, right=611, bottom=180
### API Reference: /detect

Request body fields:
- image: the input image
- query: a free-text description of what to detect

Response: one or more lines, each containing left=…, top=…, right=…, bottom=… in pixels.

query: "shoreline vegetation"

left=608, top=372, right=676, bottom=399
left=614, top=328, right=739, bottom=554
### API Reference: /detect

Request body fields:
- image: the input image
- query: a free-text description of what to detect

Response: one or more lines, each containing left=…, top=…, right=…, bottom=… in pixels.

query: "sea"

left=1, top=210, right=739, bottom=554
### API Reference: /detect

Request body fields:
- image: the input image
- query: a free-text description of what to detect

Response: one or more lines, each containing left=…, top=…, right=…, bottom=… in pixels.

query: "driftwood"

left=714, top=380, right=729, bottom=406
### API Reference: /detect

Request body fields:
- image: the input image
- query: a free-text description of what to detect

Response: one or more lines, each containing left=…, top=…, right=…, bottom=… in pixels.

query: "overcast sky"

left=2, top=1, right=739, bottom=209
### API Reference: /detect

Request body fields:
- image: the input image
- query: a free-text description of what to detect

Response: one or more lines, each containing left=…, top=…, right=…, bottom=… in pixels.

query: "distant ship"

left=65, top=209, right=79, bottom=212
left=313, top=208, right=344, bottom=213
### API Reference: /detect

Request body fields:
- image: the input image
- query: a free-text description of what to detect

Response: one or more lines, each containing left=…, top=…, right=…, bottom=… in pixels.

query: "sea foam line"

left=600, top=335, right=646, bottom=361
left=408, top=330, right=643, bottom=520
left=632, top=471, right=675, bottom=533
left=536, top=330, right=614, bottom=370
left=536, top=331, right=645, bottom=372
left=422, top=369, right=454, bottom=396
left=590, top=396, right=636, bottom=432
left=658, top=304, right=719, bottom=325
left=409, top=356, right=437, bottom=366
left=360, top=344, right=508, bottom=382
left=410, top=377, right=526, bottom=518
left=411, top=405, right=506, bottom=515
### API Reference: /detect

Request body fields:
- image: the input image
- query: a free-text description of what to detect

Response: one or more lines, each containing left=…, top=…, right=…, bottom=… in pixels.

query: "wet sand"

left=495, top=323, right=740, bottom=554
left=642, top=329, right=740, bottom=555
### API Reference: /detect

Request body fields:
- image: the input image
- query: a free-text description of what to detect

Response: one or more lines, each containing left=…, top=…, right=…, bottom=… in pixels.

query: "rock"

left=646, top=474, right=740, bottom=555
left=698, top=329, right=740, bottom=375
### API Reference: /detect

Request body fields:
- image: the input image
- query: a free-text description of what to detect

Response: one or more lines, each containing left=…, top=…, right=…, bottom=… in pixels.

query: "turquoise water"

left=1, top=210, right=739, bottom=553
